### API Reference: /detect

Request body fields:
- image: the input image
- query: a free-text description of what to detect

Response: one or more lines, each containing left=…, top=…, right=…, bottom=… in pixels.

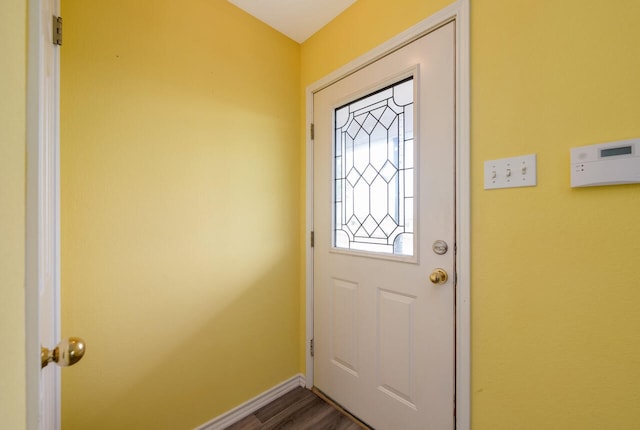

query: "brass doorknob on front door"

left=429, top=268, right=448, bottom=285
left=41, top=337, right=86, bottom=369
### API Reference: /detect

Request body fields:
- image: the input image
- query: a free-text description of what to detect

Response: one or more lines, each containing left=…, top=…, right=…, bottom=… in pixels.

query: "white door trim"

left=305, top=1, right=470, bottom=428
left=26, top=0, right=62, bottom=428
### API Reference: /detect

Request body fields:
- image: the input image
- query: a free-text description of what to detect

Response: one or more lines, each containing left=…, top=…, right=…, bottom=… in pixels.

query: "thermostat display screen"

left=601, top=146, right=632, bottom=157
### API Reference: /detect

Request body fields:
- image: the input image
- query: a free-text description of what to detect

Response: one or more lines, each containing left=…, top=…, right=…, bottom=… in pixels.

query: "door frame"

left=304, top=1, right=470, bottom=428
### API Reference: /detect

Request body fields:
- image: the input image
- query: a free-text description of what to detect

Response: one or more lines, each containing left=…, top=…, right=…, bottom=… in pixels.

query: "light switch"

left=484, top=154, right=537, bottom=189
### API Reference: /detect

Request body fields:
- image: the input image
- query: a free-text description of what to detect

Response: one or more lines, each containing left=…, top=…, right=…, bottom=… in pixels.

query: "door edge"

left=26, top=0, right=63, bottom=428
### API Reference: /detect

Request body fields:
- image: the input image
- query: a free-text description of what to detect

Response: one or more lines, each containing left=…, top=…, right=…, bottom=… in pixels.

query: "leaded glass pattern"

left=333, top=78, right=414, bottom=256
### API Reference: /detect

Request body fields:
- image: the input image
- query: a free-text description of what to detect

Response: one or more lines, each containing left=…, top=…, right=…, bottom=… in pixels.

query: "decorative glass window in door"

left=333, top=77, right=414, bottom=256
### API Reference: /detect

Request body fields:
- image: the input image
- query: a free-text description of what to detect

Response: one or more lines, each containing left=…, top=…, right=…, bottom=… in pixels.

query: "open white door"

left=39, top=0, right=62, bottom=427
left=26, top=0, right=75, bottom=429
left=313, top=22, right=456, bottom=430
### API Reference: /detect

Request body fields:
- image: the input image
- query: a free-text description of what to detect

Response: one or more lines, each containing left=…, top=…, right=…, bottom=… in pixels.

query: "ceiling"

left=227, top=0, right=358, bottom=43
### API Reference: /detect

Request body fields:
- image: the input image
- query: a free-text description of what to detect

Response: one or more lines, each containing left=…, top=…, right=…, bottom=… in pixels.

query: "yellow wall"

left=0, top=0, right=27, bottom=428
left=60, top=1, right=300, bottom=428
left=301, top=0, right=640, bottom=429
left=472, top=1, right=640, bottom=428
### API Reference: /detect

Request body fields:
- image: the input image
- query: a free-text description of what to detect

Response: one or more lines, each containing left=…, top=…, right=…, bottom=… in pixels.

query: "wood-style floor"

left=224, top=387, right=368, bottom=430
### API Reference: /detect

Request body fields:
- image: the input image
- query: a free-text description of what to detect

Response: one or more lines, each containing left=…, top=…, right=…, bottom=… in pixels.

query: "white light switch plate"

left=484, top=154, right=537, bottom=189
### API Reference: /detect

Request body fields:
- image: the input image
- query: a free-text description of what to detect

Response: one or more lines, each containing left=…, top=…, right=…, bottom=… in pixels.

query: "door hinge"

left=310, top=231, right=314, bottom=248
left=310, top=338, right=314, bottom=357
left=52, top=16, right=63, bottom=46
left=310, top=123, right=315, bottom=140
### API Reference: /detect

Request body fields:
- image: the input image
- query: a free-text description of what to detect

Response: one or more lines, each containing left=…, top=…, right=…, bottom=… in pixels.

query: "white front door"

left=313, top=22, right=456, bottom=430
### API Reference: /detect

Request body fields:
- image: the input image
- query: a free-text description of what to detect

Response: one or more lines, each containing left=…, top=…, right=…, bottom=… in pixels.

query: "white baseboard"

left=193, top=374, right=307, bottom=430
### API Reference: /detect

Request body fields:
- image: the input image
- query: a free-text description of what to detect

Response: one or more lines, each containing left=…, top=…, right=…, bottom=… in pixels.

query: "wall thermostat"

left=571, top=138, right=640, bottom=187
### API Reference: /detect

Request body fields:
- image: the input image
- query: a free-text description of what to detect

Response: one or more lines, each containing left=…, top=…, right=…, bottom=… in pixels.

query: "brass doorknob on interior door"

left=41, top=337, right=86, bottom=369
left=429, top=268, right=448, bottom=285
